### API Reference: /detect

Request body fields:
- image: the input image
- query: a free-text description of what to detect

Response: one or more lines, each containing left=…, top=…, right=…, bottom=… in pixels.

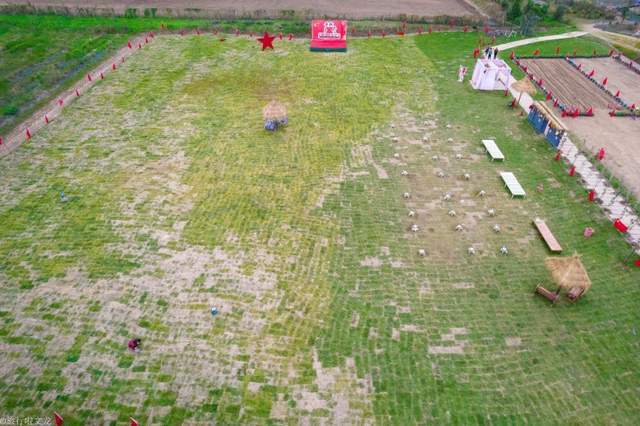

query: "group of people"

left=484, top=46, right=500, bottom=60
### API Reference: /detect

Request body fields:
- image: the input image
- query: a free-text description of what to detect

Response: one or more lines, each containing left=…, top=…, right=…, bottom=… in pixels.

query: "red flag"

left=112, top=63, right=116, bottom=70
left=130, top=418, right=139, bottom=426
left=614, top=90, right=620, bottom=97
left=614, top=219, right=628, bottom=233
left=45, top=115, right=49, bottom=124
left=381, top=31, right=386, bottom=38
left=597, top=148, right=605, bottom=160
left=58, top=98, right=64, bottom=106
left=553, top=98, right=558, bottom=107
left=586, top=106, right=593, bottom=116
left=635, top=259, right=640, bottom=267
left=0, top=136, right=3, bottom=145
left=577, top=63, right=582, bottom=70
left=588, top=69, right=595, bottom=78
left=588, top=190, right=596, bottom=202
left=100, top=72, right=104, bottom=80
left=26, top=128, right=31, bottom=140
left=569, top=165, right=576, bottom=176
left=87, top=74, right=92, bottom=81
left=510, top=98, right=517, bottom=108
left=555, top=46, right=560, bottom=55
left=138, top=43, right=141, bottom=49
left=538, top=78, right=543, bottom=86
left=128, top=41, right=132, bottom=49
left=145, top=37, right=149, bottom=43
left=546, top=92, right=552, bottom=101
left=631, top=104, right=636, bottom=110
left=602, top=77, right=608, bottom=86
left=288, top=33, right=293, bottom=40
left=555, top=150, right=562, bottom=161
left=75, top=89, right=80, bottom=97
left=396, top=31, right=405, bottom=37
left=54, top=413, right=63, bottom=426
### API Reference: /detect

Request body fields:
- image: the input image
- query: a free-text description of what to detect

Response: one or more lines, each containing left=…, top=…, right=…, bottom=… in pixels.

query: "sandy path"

left=0, top=34, right=150, bottom=158
left=0, top=0, right=479, bottom=18
left=493, top=31, right=588, bottom=51
left=573, top=57, right=640, bottom=107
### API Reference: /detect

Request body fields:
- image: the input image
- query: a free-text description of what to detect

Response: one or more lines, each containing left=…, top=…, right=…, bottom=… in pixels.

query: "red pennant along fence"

left=87, top=73, right=92, bottom=81
left=569, top=165, right=576, bottom=176
left=26, top=128, right=31, bottom=140
left=130, top=418, right=139, bottom=426
left=614, top=219, right=628, bottom=233
left=588, top=190, right=596, bottom=202
left=555, top=150, right=562, bottom=161
left=602, top=77, right=608, bottom=86
left=54, top=412, right=63, bottom=426
left=45, top=115, right=49, bottom=124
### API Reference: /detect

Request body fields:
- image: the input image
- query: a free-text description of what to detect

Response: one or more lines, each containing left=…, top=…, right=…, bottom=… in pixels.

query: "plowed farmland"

left=573, top=57, right=640, bottom=107
left=519, top=58, right=618, bottom=112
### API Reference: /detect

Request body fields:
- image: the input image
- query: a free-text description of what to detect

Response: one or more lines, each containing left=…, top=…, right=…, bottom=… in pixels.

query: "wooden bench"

left=535, top=284, right=559, bottom=304
left=533, top=218, right=562, bottom=253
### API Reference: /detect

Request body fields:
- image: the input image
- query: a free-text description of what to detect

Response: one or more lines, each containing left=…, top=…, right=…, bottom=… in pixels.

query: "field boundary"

left=0, top=33, right=152, bottom=158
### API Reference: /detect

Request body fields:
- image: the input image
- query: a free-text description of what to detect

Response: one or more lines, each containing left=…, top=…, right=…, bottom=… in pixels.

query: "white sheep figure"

left=401, top=170, right=409, bottom=176
left=500, top=245, right=509, bottom=255
left=432, top=155, right=439, bottom=161
left=418, top=249, right=427, bottom=257
left=478, top=190, right=486, bottom=197
left=408, top=210, right=416, bottom=218
left=455, top=224, right=464, bottom=232
left=446, top=124, right=452, bottom=129
left=448, top=210, right=456, bottom=217
left=493, top=224, right=501, bottom=233
left=443, top=193, right=452, bottom=201
left=392, top=137, right=400, bottom=142
left=488, top=208, right=496, bottom=217
left=422, top=135, right=429, bottom=142
left=390, top=124, right=396, bottom=129
left=463, top=173, right=471, bottom=181
left=455, top=154, right=463, bottom=160
left=403, top=192, right=411, bottom=199
left=447, top=138, right=453, bottom=142
left=394, top=153, right=400, bottom=159
left=411, top=224, right=419, bottom=232
left=468, top=247, right=476, bottom=255
left=437, top=171, right=445, bottom=178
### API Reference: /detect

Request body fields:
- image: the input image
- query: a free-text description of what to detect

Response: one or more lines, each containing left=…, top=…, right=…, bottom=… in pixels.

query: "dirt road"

left=0, top=0, right=480, bottom=19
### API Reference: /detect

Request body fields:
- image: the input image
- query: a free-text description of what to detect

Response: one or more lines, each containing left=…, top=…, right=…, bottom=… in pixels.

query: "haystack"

left=544, top=255, right=592, bottom=293
left=262, top=101, right=287, bottom=121
left=510, top=77, right=537, bottom=96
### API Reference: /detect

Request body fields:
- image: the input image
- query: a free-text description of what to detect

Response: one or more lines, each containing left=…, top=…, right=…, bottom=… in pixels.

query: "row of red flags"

left=55, top=412, right=139, bottom=426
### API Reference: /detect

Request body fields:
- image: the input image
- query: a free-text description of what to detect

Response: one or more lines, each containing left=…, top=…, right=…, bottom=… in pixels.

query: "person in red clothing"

left=128, top=338, right=141, bottom=352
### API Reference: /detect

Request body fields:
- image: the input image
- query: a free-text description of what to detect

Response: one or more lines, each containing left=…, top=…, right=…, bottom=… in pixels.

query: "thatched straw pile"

left=544, top=255, right=592, bottom=292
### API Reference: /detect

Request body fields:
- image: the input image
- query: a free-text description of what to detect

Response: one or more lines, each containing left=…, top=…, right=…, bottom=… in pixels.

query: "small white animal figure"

left=500, top=245, right=509, bottom=255
left=403, top=192, right=411, bottom=199
left=392, top=137, right=400, bottom=142
left=455, top=224, right=464, bottom=232
left=468, top=247, right=476, bottom=255
left=422, top=135, right=429, bottom=142
left=432, top=155, right=439, bottom=161
left=390, top=124, right=396, bottom=129
left=443, top=193, right=452, bottom=201
left=447, top=138, right=453, bottom=143
left=401, top=170, right=409, bottom=176
left=437, top=171, right=445, bottom=178
left=418, top=249, right=427, bottom=257
left=464, top=173, right=471, bottom=180
left=488, top=208, right=496, bottom=217
left=411, top=224, right=419, bottom=232
left=394, top=153, right=400, bottom=159
left=448, top=210, right=456, bottom=217
left=446, top=124, right=452, bottom=129
left=455, top=154, right=463, bottom=160
left=408, top=210, right=416, bottom=217
left=493, top=224, right=501, bottom=233
left=478, top=190, right=486, bottom=197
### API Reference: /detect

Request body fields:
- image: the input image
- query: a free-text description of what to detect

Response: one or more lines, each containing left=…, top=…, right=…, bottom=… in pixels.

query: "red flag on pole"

left=614, top=219, right=628, bottom=233
left=58, top=98, right=64, bottom=106
left=553, top=98, right=558, bottom=107
left=75, top=89, right=80, bottom=97
left=130, top=418, right=139, bottom=426
left=614, top=90, right=620, bottom=97
left=288, top=33, right=293, bottom=40
left=45, top=115, right=49, bottom=124
left=588, top=190, right=596, bottom=202
left=569, top=165, right=576, bottom=176
left=597, top=148, right=605, bottom=160
left=555, top=150, right=562, bottom=161
left=546, top=91, right=552, bottom=101
left=635, top=259, right=640, bottom=267
left=588, top=69, right=595, bottom=78
left=112, top=63, right=116, bottom=70
left=54, top=413, right=63, bottom=426
left=26, top=128, right=31, bottom=140
left=87, top=74, right=92, bottom=81
left=128, top=41, right=132, bottom=49
left=602, top=77, right=608, bottom=86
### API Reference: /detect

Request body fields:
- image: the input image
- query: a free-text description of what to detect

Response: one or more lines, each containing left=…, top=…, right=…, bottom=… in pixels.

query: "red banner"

left=310, top=20, right=347, bottom=52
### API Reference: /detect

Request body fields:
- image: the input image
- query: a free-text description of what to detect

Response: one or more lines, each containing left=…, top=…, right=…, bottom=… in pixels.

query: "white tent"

left=471, top=59, right=512, bottom=91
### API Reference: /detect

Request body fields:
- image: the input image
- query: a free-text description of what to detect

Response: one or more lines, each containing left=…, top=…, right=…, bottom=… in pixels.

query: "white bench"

left=482, top=139, right=504, bottom=161
left=500, top=172, right=526, bottom=198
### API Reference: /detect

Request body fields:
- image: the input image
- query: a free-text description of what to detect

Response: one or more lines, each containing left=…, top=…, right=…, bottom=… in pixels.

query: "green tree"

left=507, top=0, right=523, bottom=22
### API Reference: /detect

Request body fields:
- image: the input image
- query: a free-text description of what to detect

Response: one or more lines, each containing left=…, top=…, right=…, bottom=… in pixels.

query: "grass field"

left=1, top=29, right=639, bottom=424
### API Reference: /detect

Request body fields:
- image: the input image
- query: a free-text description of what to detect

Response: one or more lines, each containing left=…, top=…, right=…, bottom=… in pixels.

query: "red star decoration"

left=257, top=32, right=275, bottom=50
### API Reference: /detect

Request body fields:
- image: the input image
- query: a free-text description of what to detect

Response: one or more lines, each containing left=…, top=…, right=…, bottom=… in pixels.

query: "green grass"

left=0, top=29, right=639, bottom=424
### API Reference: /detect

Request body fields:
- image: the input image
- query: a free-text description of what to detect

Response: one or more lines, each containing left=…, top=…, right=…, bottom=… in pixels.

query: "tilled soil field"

left=0, top=0, right=480, bottom=19
left=573, top=57, right=640, bottom=107
left=519, top=58, right=618, bottom=113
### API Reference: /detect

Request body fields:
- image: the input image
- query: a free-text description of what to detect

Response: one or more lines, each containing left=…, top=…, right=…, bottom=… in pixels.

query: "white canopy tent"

left=471, top=59, right=512, bottom=91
